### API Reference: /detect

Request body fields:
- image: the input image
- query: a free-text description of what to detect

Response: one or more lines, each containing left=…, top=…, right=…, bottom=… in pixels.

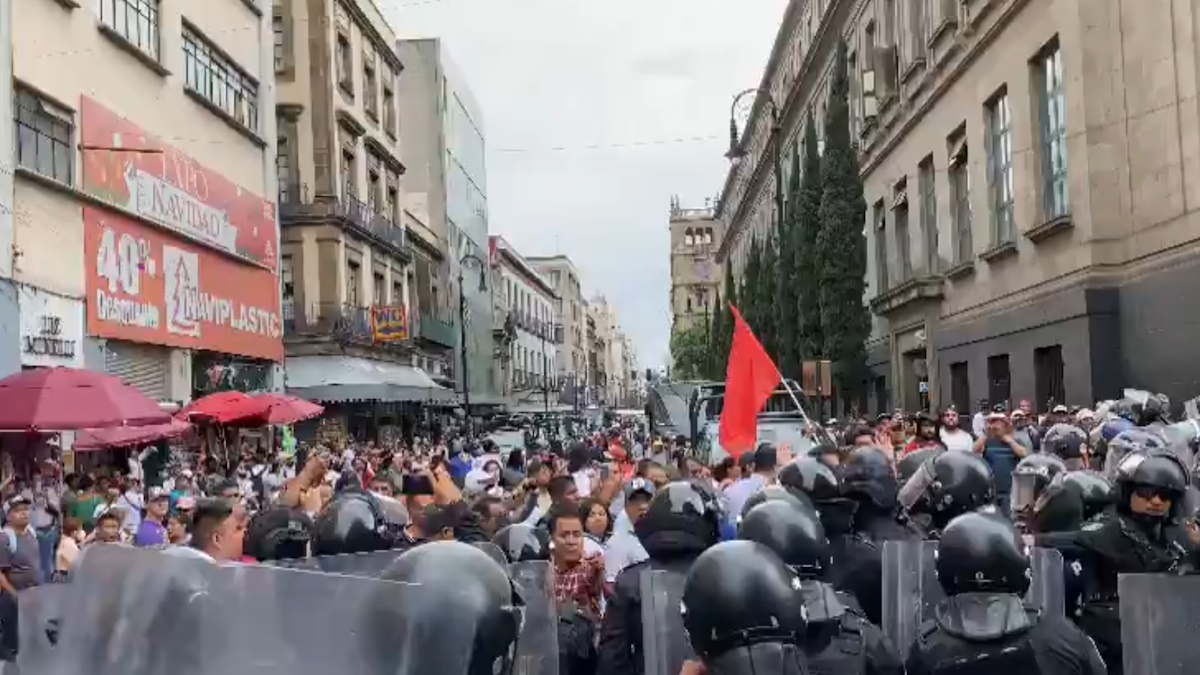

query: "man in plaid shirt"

left=547, top=504, right=605, bottom=621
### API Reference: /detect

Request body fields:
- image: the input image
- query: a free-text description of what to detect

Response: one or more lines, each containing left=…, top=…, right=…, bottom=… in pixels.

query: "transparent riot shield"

left=641, top=568, right=694, bottom=675
left=882, top=541, right=1065, bottom=652
left=270, top=548, right=402, bottom=578
left=14, top=583, right=65, bottom=673
left=509, top=561, right=559, bottom=675
left=1119, top=573, right=1200, bottom=675
left=473, top=542, right=509, bottom=567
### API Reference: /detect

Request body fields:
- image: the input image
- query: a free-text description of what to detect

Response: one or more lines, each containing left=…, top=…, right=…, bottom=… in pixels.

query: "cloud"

left=387, top=0, right=788, bottom=368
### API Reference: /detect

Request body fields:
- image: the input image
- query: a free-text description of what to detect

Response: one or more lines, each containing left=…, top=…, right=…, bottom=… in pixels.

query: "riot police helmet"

left=1061, top=470, right=1113, bottom=520
left=312, top=489, right=407, bottom=556
left=1113, top=447, right=1189, bottom=519
left=1041, top=423, right=1089, bottom=462
left=246, top=506, right=313, bottom=561
left=682, top=540, right=808, bottom=661
left=370, top=541, right=522, bottom=675
left=737, top=497, right=830, bottom=579
left=1010, top=454, right=1068, bottom=520
left=896, top=445, right=945, bottom=484
left=840, top=446, right=898, bottom=510
left=935, top=511, right=1031, bottom=597
left=491, top=523, right=551, bottom=563
left=739, top=484, right=813, bottom=521
left=777, top=457, right=841, bottom=502
left=1105, top=428, right=1169, bottom=480
left=634, top=480, right=724, bottom=553
left=897, top=450, right=995, bottom=527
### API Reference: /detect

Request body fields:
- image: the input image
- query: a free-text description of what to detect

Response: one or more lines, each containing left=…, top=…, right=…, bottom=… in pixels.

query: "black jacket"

left=596, top=556, right=696, bottom=675
left=803, top=608, right=904, bottom=675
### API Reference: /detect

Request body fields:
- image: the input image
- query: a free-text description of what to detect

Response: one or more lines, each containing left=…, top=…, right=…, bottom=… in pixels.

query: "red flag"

left=719, top=305, right=782, bottom=458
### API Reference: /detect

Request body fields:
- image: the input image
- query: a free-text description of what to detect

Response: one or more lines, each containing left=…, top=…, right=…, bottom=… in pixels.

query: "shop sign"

left=84, top=207, right=284, bottom=362
left=370, top=305, right=408, bottom=342
left=79, top=96, right=278, bottom=271
left=18, top=286, right=83, bottom=368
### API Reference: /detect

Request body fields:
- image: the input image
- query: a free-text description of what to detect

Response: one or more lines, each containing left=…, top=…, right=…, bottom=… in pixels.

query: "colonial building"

left=668, top=197, right=724, bottom=336
left=489, top=236, right=561, bottom=412
left=529, top=254, right=587, bottom=407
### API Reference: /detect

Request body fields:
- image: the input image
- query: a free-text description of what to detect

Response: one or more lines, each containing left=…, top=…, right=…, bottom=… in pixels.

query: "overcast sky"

left=386, top=0, right=788, bottom=368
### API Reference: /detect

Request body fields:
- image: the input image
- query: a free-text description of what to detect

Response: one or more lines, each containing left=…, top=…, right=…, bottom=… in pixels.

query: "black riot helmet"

left=739, top=484, right=813, bottom=521
left=1061, top=470, right=1113, bottom=520
left=246, top=506, right=313, bottom=562
left=897, top=451, right=995, bottom=529
left=1041, top=424, right=1088, bottom=463
left=896, top=446, right=945, bottom=484
left=312, top=489, right=407, bottom=556
left=634, top=480, right=723, bottom=556
left=491, top=523, right=551, bottom=563
left=1010, top=454, right=1068, bottom=521
left=1112, top=448, right=1189, bottom=520
left=373, top=541, right=523, bottom=675
left=777, top=458, right=840, bottom=502
left=737, top=498, right=830, bottom=579
left=840, top=446, right=898, bottom=511
left=682, top=541, right=808, bottom=663
left=935, top=511, right=1031, bottom=597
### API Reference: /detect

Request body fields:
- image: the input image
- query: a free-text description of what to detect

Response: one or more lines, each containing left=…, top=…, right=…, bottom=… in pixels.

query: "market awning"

left=284, top=356, right=455, bottom=403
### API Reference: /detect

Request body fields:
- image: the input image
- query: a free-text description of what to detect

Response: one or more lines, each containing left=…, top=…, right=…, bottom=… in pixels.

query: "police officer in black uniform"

left=1035, top=435, right=1195, bottom=675
left=1010, top=454, right=1075, bottom=534
left=897, top=451, right=995, bottom=540
left=778, top=458, right=858, bottom=558
left=738, top=498, right=903, bottom=675
left=1061, top=472, right=1114, bottom=523
left=905, top=511, right=1106, bottom=675
left=832, top=447, right=917, bottom=626
left=597, top=480, right=722, bottom=675
left=681, top=540, right=811, bottom=675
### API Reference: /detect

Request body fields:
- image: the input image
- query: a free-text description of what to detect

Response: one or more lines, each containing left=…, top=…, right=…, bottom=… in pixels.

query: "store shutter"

left=105, top=342, right=170, bottom=401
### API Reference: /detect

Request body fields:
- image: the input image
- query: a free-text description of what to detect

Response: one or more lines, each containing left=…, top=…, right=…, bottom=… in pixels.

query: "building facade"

left=273, top=0, right=448, bottom=442
left=488, top=236, right=561, bottom=411
left=718, top=0, right=1200, bottom=415
left=396, top=39, right=498, bottom=406
left=668, top=196, right=724, bottom=335
left=13, top=0, right=281, bottom=402
left=529, top=254, right=587, bottom=405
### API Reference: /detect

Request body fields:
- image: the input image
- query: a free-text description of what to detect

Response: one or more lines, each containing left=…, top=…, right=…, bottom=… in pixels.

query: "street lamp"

left=726, top=88, right=784, bottom=238
left=458, top=252, right=487, bottom=432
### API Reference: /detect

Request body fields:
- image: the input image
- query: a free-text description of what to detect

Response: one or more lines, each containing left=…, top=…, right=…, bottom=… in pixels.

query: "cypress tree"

left=707, top=289, right=723, bottom=379
left=797, top=114, right=824, bottom=360
left=742, top=237, right=762, bottom=335
left=758, top=235, right=779, bottom=359
left=816, top=40, right=870, bottom=402
left=776, top=144, right=801, bottom=377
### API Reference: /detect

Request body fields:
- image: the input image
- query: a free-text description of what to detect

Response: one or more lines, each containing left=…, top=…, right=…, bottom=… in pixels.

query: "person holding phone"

left=973, top=411, right=1030, bottom=514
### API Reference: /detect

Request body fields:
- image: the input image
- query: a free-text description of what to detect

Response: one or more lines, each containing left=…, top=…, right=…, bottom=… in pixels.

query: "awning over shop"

left=284, top=356, right=455, bottom=403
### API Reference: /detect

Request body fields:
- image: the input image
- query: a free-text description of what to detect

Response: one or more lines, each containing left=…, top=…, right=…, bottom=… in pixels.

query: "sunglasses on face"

left=1133, top=485, right=1175, bottom=502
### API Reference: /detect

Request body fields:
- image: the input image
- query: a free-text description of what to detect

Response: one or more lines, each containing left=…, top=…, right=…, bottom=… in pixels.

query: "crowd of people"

left=2, top=390, right=1197, bottom=675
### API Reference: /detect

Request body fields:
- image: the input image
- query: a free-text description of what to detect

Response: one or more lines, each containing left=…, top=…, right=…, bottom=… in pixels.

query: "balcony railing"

left=283, top=300, right=410, bottom=350
left=501, top=309, right=564, bottom=344
left=279, top=185, right=412, bottom=261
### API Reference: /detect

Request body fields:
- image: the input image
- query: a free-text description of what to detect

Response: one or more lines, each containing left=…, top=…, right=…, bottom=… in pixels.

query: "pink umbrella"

left=75, top=417, right=193, bottom=451
left=253, top=393, right=324, bottom=426
left=178, top=391, right=270, bottom=424
left=0, top=367, right=171, bottom=431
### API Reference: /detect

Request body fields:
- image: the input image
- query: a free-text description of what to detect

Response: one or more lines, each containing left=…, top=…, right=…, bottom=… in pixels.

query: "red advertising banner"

left=84, top=207, right=284, bottom=361
left=79, top=96, right=278, bottom=271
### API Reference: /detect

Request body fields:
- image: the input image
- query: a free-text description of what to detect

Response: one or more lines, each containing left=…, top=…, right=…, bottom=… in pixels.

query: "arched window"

left=704, top=228, right=713, bottom=244
left=684, top=228, right=694, bottom=246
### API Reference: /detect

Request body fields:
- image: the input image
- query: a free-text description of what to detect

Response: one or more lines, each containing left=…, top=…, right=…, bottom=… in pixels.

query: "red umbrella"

left=0, top=367, right=171, bottom=431
left=178, top=391, right=270, bottom=424
left=75, top=417, right=193, bottom=451
left=255, top=394, right=324, bottom=425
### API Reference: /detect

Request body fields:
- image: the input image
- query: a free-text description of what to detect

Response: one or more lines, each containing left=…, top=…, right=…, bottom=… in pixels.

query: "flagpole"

left=778, top=378, right=838, bottom=449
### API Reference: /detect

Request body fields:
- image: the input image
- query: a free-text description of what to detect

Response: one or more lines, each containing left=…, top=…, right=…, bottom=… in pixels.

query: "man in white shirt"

left=605, top=480, right=653, bottom=583
left=940, top=408, right=975, bottom=453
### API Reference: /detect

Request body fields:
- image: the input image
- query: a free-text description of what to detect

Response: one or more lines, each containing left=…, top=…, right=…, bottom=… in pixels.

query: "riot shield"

left=14, top=583, right=65, bottom=673
left=1119, top=573, right=1200, bottom=674
left=881, top=541, right=1065, bottom=652
left=270, top=548, right=402, bottom=578
left=509, top=561, right=559, bottom=675
left=640, top=568, right=694, bottom=675
left=473, top=542, right=509, bottom=567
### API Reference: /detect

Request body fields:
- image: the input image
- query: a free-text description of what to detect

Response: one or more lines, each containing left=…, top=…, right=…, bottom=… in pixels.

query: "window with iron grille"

left=363, top=54, right=378, bottom=119
left=893, top=181, right=911, bottom=282
left=874, top=200, right=889, bottom=292
left=183, top=28, right=259, bottom=133
left=273, top=14, right=286, bottom=73
left=986, top=89, right=1014, bottom=244
left=383, top=76, right=396, bottom=136
left=276, top=132, right=292, bottom=202
left=1035, top=39, right=1069, bottom=219
left=96, top=0, right=159, bottom=61
left=342, top=147, right=357, bottom=201
left=14, top=87, right=74, bottom=185
left=337, top=34, right=353, bottom=95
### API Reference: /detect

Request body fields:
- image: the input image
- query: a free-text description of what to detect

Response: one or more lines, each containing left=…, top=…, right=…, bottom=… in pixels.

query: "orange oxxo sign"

left=80, top=97, right=284, bottom=361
